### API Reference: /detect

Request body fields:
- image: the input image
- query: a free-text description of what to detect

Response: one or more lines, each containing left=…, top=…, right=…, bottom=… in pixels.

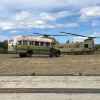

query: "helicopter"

left=32, top=32, right=100, bottom=54
left=60, top=32, right=100, bottom=54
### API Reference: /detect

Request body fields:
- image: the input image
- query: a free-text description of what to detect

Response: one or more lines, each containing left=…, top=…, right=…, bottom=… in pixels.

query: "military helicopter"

left=60, top=32, right=100, bottom=54
left=32, top=32, right=99, bottom=54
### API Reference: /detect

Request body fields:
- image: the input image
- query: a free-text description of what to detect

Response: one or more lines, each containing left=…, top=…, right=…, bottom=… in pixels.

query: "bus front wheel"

left=19, top=53, right=27, bottom=57
left=55, top=51, right=61, bottom=57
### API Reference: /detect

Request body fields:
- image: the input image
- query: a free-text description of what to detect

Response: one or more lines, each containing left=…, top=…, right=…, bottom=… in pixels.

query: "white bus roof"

left=15, top=36, right=53, bottom=43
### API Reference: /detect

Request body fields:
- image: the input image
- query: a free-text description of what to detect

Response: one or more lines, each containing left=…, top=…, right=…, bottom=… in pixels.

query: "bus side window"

left=40, top=42, right=44, bottom=46
left=45, top=42, right=50, bottom=47
left=32, top=41, right=34, bottom=45
left=23, top=40, right=28, bottom=45
left=29, top=41, right=33, bottom=45
left=18, top=41, right=22, bottom=45
left=35, top=41, right=39, bottom=46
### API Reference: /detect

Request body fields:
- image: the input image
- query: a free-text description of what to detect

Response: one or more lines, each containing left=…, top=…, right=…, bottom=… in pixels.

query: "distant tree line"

left=95, top=44, right=100, bottom=50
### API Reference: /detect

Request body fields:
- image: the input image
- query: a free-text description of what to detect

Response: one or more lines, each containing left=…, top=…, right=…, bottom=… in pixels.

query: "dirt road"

left=0, top=93, right=100, bottom=100
left=0, top=54, right=100, bottom=75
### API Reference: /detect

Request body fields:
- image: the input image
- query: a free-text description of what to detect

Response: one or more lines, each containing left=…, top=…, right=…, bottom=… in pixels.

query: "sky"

left=0, top=0, right=100, bottom=43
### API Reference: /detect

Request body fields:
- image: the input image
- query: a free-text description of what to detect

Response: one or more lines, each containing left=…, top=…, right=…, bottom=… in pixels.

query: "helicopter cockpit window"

left=84, top=44, right=88, bottom=48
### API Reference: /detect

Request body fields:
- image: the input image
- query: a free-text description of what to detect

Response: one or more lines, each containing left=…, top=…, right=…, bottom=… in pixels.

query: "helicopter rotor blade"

left=60, top=32, right=100, bottom=39
left=33, top=32, right=100, bottom=38
left=91, top=36, right=100, bottom=38
left=60, top=32, right=88, bottom=37
left=33, top=33, right=67, bottom=36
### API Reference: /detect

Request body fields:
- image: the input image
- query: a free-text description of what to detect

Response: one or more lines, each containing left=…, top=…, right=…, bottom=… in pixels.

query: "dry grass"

left=0, top=54, right=100, bottom=75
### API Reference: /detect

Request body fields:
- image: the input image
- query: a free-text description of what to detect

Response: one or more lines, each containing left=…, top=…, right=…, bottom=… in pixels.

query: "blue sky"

left=0, top=0, right=100, bottom=43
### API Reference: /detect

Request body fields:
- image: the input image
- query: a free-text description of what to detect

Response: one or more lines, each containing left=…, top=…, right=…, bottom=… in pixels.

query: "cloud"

left=0, top=10, right=79, bottom=31
left=64, top=23, right=79, bottom=28
left=73, top=36, right=87, bottom=42
left=0, top=0, right=100, bottom=43
left=0, top=21, right=14, bottom=30
left=0, top=0, right=68, bottom=13
left=91, top=20, right=100, bottom=27
left=0, top=19, right=54, bottom=30
left=80, top=6, right=100, bottom=21
left=0, top=20, right=79, bottom=30
left=56, top=11, right=76, bottom=17
left=65, top=0, right=100, bottom=7
left=0, top=35, right=9, bottom=41
left=15, top=11, right=33, bottom=21
left=0, top=0, right=99, bottom=16
left=39, top=11, right=77, bottom=21
left=54, top=23, right=79, bottom=28
left=91, top=32, right=100, bottom=37
left=40, top=13, right=56, bottom=21
left=0, top=0, right=99, bottom=29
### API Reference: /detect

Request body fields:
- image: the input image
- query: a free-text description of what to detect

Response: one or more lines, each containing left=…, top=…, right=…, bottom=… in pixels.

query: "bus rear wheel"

left=49, top=53, right=54, bottom=57
left=49, top=51, right=61, bottom=57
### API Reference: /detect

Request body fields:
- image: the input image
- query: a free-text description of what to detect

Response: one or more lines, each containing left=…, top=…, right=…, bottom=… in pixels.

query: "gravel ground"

left=0, top=93, right=100, bottom=100
left=0, top=54, right=100, bottom=75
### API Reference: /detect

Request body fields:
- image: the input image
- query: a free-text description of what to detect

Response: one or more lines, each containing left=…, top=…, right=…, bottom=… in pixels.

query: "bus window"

left=35, top=41, right=39, bottom=46
left=29, top=41, right=33, bottom=45
left=32, top=41, right=34, bottom=45
left=23, top=40, right=28, bottom=45
left=18, top=41, right=22, bottom=45
left=40, top=42, right=44, bottom=46
left=45, top=42, right=50, bottom=47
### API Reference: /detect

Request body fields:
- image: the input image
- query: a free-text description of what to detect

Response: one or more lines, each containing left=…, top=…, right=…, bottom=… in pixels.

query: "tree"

left=3, top=40, right=8, bottom=50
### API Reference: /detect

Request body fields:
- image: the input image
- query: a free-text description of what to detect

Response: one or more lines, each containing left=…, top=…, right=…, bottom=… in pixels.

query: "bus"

left=15, top=35, right=61, bottom=57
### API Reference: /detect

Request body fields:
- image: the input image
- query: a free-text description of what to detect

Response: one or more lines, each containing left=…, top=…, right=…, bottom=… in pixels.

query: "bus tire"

left=55, top=51, right=61, bottom=57
left=27, top=50, right=33, bottom=57
left=49, top=53, right=53, bottom=57
left=19, top=53, right=27, bottom=57
left=27, top=53, right=32, bottom=57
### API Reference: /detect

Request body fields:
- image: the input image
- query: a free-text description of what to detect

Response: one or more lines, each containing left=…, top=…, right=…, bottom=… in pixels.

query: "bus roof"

left=16, top=35, right=53, bottom=43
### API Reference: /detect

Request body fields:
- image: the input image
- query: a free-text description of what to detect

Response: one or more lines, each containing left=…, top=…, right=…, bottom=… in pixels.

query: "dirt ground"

left=0, top=54, right=100, bottom=75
